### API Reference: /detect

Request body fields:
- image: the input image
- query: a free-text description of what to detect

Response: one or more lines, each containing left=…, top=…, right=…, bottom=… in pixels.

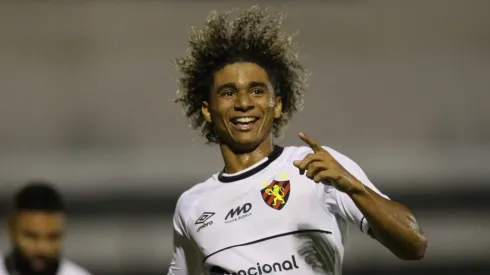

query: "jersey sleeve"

left=321, top=146, right=390, bottom=234
left=167, top=195, right=202, bottom=275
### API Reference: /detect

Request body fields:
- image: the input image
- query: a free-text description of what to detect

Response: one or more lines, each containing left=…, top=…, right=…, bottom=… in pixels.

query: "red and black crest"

left=260, top=180, right=291, bottom=210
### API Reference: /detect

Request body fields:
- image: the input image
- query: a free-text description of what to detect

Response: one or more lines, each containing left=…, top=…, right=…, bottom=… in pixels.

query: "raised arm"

left=293, top=132, right=427, bottom=260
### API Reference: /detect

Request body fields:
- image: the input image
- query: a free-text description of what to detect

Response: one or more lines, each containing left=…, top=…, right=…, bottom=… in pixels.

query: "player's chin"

left=232, top=133, right=260, bottom=146
left=228, top=131, right=263, bottom=151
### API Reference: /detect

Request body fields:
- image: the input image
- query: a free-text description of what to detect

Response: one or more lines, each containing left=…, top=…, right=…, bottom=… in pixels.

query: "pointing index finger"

left=299, top=132, right=323, bottom=152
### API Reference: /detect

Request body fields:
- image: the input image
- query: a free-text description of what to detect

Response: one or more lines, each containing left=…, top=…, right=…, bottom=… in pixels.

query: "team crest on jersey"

left=260, top=180, right=290, bottom=210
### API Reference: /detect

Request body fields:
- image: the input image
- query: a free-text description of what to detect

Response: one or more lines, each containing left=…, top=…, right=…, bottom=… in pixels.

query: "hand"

left=292, top=132, right=364, bottom=194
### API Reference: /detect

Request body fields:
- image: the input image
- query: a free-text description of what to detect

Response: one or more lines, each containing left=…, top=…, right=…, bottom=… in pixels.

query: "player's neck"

left=220, top=138, right=275, bottom=174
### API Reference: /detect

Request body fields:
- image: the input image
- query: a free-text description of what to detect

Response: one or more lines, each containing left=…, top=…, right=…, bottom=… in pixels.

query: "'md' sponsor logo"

left=210, top=255, right=299, bottom=275
left=225, top=203, right=252, bottom=224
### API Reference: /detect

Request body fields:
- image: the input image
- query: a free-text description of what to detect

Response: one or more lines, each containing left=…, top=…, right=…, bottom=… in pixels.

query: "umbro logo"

left=195, top=212, right=215, bottom=224
left=195, top=212, right=215, bottom=232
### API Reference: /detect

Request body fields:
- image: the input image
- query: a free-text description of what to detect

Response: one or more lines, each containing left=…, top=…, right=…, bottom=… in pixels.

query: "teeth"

left=234, top=117, right=256, bottom=123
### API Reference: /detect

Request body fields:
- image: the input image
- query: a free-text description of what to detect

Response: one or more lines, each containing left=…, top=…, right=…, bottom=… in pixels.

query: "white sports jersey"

left=0, top=255, right=91, bottom=275
left=168, top=145, right=389, bottom=275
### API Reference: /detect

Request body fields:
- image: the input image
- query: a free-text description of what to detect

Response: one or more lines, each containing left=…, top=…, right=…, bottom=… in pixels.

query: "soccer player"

left=1, top=181, right=91, bottom=275
left=168, top=6, right=427, bottom=275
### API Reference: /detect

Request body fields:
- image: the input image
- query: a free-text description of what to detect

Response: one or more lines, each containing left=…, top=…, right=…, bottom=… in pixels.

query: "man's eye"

left=251, top=89, right=264, bottom=94
left=220, top=90, right=234, bottom=97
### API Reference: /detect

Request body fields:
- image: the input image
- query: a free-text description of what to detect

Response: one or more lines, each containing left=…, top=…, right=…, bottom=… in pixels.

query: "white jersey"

left=168, top=146, right=389, bottom=275
left=0, top=255, right=91, bottom=275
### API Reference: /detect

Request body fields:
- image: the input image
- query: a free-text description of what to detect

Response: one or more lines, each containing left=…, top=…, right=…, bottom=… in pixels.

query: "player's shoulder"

left=59, top=259, right=92, bottom=275
left=173, top=176, right=221, bottom=234
left=176, top=176, right=220, bottom=211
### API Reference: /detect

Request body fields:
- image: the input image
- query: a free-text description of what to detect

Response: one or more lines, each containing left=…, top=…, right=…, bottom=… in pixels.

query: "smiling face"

left=201, top=62, right=282, bottom=151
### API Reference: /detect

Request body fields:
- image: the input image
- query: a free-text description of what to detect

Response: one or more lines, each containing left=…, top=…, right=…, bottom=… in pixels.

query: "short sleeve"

left=167, top=195, right=202, bottom=275
left=322, top=146, right=389, bottom=234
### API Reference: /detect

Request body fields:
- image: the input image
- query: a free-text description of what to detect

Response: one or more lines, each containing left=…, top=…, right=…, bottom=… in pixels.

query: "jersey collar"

left=218, top=145, right=284, bottom=183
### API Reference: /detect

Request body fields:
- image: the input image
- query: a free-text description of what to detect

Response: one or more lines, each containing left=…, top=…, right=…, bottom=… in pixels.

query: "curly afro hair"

left=175, top=6, right=308, bottom=144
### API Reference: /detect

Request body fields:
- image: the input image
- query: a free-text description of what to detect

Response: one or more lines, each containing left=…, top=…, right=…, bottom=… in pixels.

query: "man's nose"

left=33, top=239, right=55, bottom=255
left=234, top=91, right=254, bottom=112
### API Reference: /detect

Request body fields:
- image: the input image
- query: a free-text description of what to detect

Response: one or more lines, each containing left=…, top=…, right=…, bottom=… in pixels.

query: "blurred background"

left=0, top=0, right=489, bottom=274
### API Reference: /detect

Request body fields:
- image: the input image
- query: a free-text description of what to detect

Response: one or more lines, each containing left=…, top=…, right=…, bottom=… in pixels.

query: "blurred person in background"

left=168, top=6, right=427, bottom=275
left=1, top=181, right=91, bottom=275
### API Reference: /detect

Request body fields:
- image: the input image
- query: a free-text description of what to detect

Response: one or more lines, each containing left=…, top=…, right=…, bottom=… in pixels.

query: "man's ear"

left=202, top=101, right=212, bottom=123
left=274, top=96, right=282, bottom=119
